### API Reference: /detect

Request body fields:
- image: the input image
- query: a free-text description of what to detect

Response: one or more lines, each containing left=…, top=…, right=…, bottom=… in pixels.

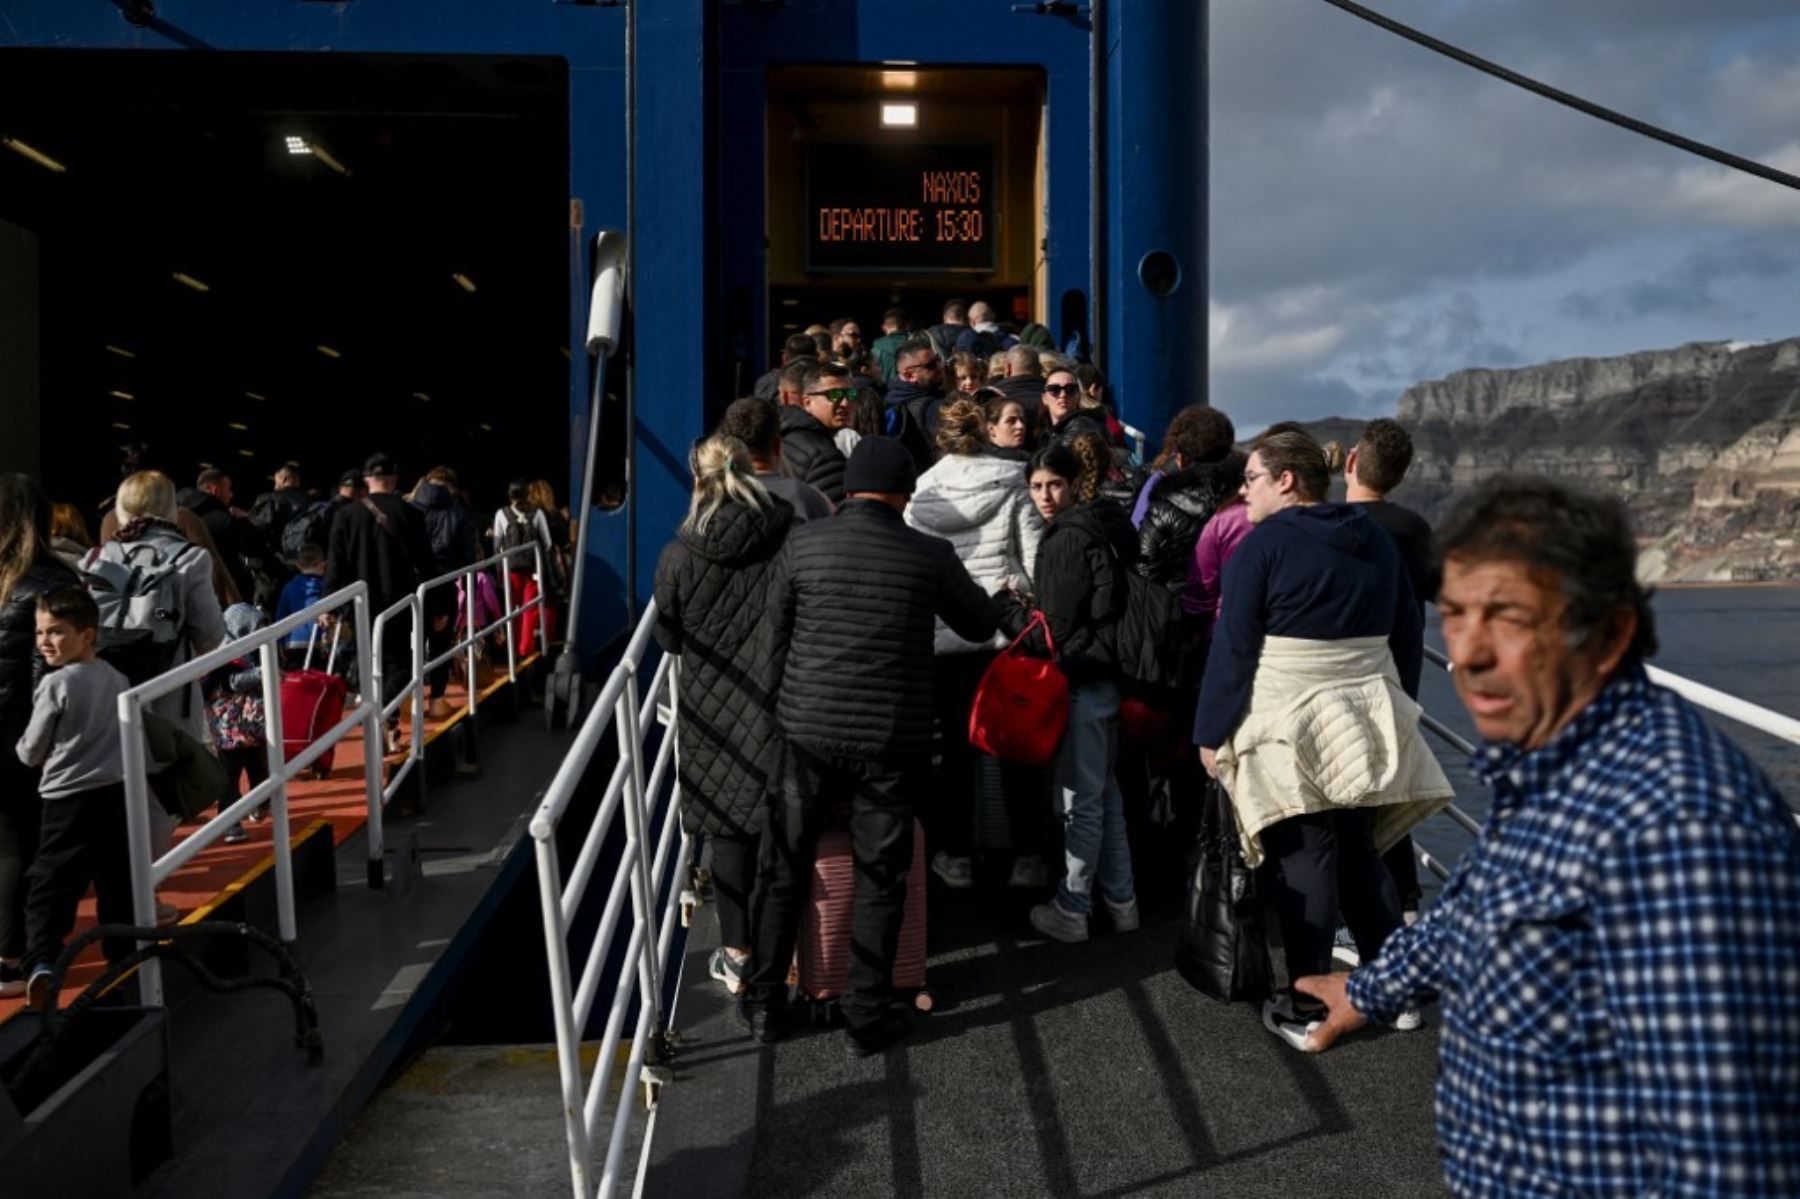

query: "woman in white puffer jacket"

left=905, top=398, right=1050, bottom=890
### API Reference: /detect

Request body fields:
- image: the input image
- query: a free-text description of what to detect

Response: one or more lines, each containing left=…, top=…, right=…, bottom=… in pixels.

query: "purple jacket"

left=1184, top=499, right=1252, bottom=629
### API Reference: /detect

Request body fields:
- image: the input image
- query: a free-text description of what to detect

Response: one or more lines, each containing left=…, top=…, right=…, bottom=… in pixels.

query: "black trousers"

left=746, top=743, right=925, bottom=1030
left=379, top=612, right=414, bottom=725
left=25, top=782, right=135, bottom=970
left=927, top=652, right=990, bottom=858
left=708, top=831, right=759, bottom=951
left=1382, top=834, right=1422, bottom=910
left=1259, top=807, right=1402, bottom=982
left=425, top=618, right=454, bottom=701
left=0, top=758, right=42, bottom=960
left=929, top=652, right=1047, bottom=859
left=220, top=747, right=269, bottom=813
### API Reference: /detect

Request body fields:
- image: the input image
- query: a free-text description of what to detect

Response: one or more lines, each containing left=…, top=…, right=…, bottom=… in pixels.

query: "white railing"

left=532, top=598, right=691, bottom=1199
left=119, top=583, right=384, bottom=1006
left=372, top=544, right=551, bottom=806
left=1411, top=645, right=1800, bottom=881
left=116, top=544, right=555, bottom=1007
left=1120, top=420, right=1148, bottom=466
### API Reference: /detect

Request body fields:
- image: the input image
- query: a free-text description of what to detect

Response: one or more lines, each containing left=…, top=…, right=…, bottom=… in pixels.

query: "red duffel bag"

left=969, top=610, right=1069, bottom=766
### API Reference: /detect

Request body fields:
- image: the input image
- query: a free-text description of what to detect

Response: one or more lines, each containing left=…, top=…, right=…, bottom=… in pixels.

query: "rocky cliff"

left=1381, top=338, right=1800, bottom=582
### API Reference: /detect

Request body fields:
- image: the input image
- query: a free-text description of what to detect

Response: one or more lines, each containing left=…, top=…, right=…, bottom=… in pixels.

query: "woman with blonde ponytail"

left=653, top=434, right=793, bottom=998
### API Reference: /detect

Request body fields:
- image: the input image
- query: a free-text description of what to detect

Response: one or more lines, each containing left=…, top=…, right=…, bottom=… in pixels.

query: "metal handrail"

left=1119, top=420, right=1148, bottom=465
left=533, top=597, right=690, bottom=1199
left=1412, top=643, right=1800, bottom=881
left=118, top=583, right=384, bottom=1006
left=371, top=544, right=551, bottom=807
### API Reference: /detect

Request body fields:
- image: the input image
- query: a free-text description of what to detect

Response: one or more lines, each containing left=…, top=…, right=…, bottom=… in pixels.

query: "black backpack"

left=1104, top=559, right=1200, bottom=702
left=280, top=501, right=334, bottom=566
left=498, top=507, right=536, bottom=554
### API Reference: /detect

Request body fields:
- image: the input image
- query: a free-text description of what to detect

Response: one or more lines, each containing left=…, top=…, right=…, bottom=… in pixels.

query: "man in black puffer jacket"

left=744, top=437, right=997, bottom=1057
left=776, top=361, right=850, bottom=505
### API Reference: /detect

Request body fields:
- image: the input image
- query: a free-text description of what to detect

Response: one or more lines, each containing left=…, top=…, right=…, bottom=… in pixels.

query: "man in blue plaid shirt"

left=1297, top=476, right=1800, bottom=1197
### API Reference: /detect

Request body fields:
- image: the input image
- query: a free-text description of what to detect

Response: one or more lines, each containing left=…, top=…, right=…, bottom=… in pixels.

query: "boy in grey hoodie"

left=15, top=586, right=133, bottom=1005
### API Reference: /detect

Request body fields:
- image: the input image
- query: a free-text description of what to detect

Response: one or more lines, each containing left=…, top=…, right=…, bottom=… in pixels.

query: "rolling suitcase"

left=796, top=815, right=932, bottom=1015
left=282, top=627, right=349, bottom=779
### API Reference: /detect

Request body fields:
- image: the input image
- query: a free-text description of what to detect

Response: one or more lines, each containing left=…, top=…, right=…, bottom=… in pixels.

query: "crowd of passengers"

left=656, top=298, right=1452, bottom=1058
left=662, top=301, right=1800, bottom=1196
left=0, top=455, right=574, bottom=1005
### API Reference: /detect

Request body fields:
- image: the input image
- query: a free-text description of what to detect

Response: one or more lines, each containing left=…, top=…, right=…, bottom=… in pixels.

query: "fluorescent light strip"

left=105, top=344, right=136, bottom=359
left=109, top=390, right=134, bottom=400
left=413, top=392, right=431, bottom=402
left=316, top=345, right=341, bottom=359
left=2, top=137, right=67, bottom=173
left=310, top=144, right=351, bottom=176
left=228, top=422, right=249, bottom=432
left=881, top=103, right=918, bottom=128
left=452, top=272, right=477, bottom=293
left=245, top=391, right=266, bottom=401
left=172, top=272, right=211, bottom=293
left=237, top=449, right=255, bottom=458
left=111, top=421, right=130, bottom=430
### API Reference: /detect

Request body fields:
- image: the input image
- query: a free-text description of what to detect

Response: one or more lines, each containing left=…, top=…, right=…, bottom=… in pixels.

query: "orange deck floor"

left=1, top=658, right=537, bottom=1025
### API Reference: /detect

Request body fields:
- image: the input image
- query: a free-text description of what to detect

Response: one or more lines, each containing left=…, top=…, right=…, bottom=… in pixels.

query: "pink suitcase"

left=796, top=817, right=932, bottom=1012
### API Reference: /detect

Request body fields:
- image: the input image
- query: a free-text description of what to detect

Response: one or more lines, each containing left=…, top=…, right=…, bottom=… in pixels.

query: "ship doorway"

left=0, top=49, right=570, bottom=514
left=761, top=64, right=1045, bottom=378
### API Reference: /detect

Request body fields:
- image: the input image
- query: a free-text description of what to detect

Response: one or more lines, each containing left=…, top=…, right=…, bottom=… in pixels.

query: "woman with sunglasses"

left=1042, top=369, right=1109, bottom=446
left=653, top=435, right=795, bottom=1000
left=1019, top=443, right=1140, bottom=943
left=1192, top=428, right=1448, bottom=1051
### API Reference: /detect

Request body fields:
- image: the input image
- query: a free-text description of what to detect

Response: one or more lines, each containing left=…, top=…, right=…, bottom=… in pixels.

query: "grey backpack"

left=82, top=540, right=202, bottom=684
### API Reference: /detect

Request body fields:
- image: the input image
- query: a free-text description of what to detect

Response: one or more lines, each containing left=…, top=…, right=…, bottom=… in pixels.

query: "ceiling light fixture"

left=452, top=272, right=477, bottom=293
left=881, top=70, right=919, bottom=90
left=109, top=390, right=134, bottom=400
left=478, top=423, right=493, bottom=432
left=172, top=272, right=211, bottom=293
left=316, top=344, right=341, bottom=359
left=238, top=449, right=256, bottom=458
left=880, top=102, right=919, bottom=129
left=105, top=344, right=136, bottom=359
left=284, top=135, right=313, bottom=156
left=413, top=392, right=431, bottom=402
left=111, top=421, right=130, bottom=430
left=245, top=391, right=267, bottom=401
left=2, top=136, right=67, bottom=174
left=228, top=422, right=249, bottom=432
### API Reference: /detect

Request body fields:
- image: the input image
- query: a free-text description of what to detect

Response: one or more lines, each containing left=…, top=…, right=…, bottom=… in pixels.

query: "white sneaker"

left=1006, top=854, right=1050, bottom=888
left=931, top=852, right=974, bottom=889
left=1028, top=899, right=1089, bottom=944
left=1262, top=991, right=1325, bottom=1052
left=708, top=947, right=747, bottom=996
left=1103, top=895, right=1140, bottom=932
left=1391, top=1007, right=1424, bottom=1032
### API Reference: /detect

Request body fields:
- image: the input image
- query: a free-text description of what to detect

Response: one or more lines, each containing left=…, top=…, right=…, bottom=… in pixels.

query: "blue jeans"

left=1054, top=681, right=1135, bottom=915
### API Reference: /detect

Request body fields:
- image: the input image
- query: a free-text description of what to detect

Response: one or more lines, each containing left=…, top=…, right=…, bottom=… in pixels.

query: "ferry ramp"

left=642, top=877, right=1445, bottom=1198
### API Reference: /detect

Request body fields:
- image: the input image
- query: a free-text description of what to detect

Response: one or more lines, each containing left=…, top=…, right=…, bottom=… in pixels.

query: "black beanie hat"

left=843, top=436, right=917, bottom=496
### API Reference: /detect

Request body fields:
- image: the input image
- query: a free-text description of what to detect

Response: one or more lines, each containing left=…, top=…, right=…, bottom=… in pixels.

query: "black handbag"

left=1174, top=781, right=1272, bottom=1003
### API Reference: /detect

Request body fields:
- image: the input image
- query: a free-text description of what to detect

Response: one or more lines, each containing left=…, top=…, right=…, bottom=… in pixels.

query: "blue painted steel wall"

left=1104, top=0, right=1208, bottom=445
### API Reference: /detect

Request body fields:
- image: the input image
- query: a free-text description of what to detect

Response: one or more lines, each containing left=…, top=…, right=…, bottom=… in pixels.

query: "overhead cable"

left=1318, top=0, right=1800, bottom=194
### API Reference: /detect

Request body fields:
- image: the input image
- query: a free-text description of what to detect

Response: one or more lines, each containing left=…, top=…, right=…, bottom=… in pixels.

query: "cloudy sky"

left=1209, top=0, right=1800, bottom=428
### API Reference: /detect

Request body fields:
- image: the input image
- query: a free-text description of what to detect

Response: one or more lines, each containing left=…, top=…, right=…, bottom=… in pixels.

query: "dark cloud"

left=1209, top=2, right=1800, bottom=426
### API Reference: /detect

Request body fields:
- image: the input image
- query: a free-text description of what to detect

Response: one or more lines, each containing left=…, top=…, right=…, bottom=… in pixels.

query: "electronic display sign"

left=805, top=142, right=995, bottom=273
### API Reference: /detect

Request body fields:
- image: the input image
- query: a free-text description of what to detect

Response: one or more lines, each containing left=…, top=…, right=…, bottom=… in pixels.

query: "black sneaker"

left=845, top=1011, right=912, bottom=1059
left=738, top=1000, right=785, bottom=1045
left=0, top=959, right=25, bottom=999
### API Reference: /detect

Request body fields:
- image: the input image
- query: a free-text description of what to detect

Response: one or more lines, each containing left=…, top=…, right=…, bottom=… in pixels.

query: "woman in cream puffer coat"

left=905, top=398, right=1049, bottom=890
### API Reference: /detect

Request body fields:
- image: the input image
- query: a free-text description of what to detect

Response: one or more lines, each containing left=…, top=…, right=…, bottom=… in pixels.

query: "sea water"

left=1411, top=584, right=1800, bottom=881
